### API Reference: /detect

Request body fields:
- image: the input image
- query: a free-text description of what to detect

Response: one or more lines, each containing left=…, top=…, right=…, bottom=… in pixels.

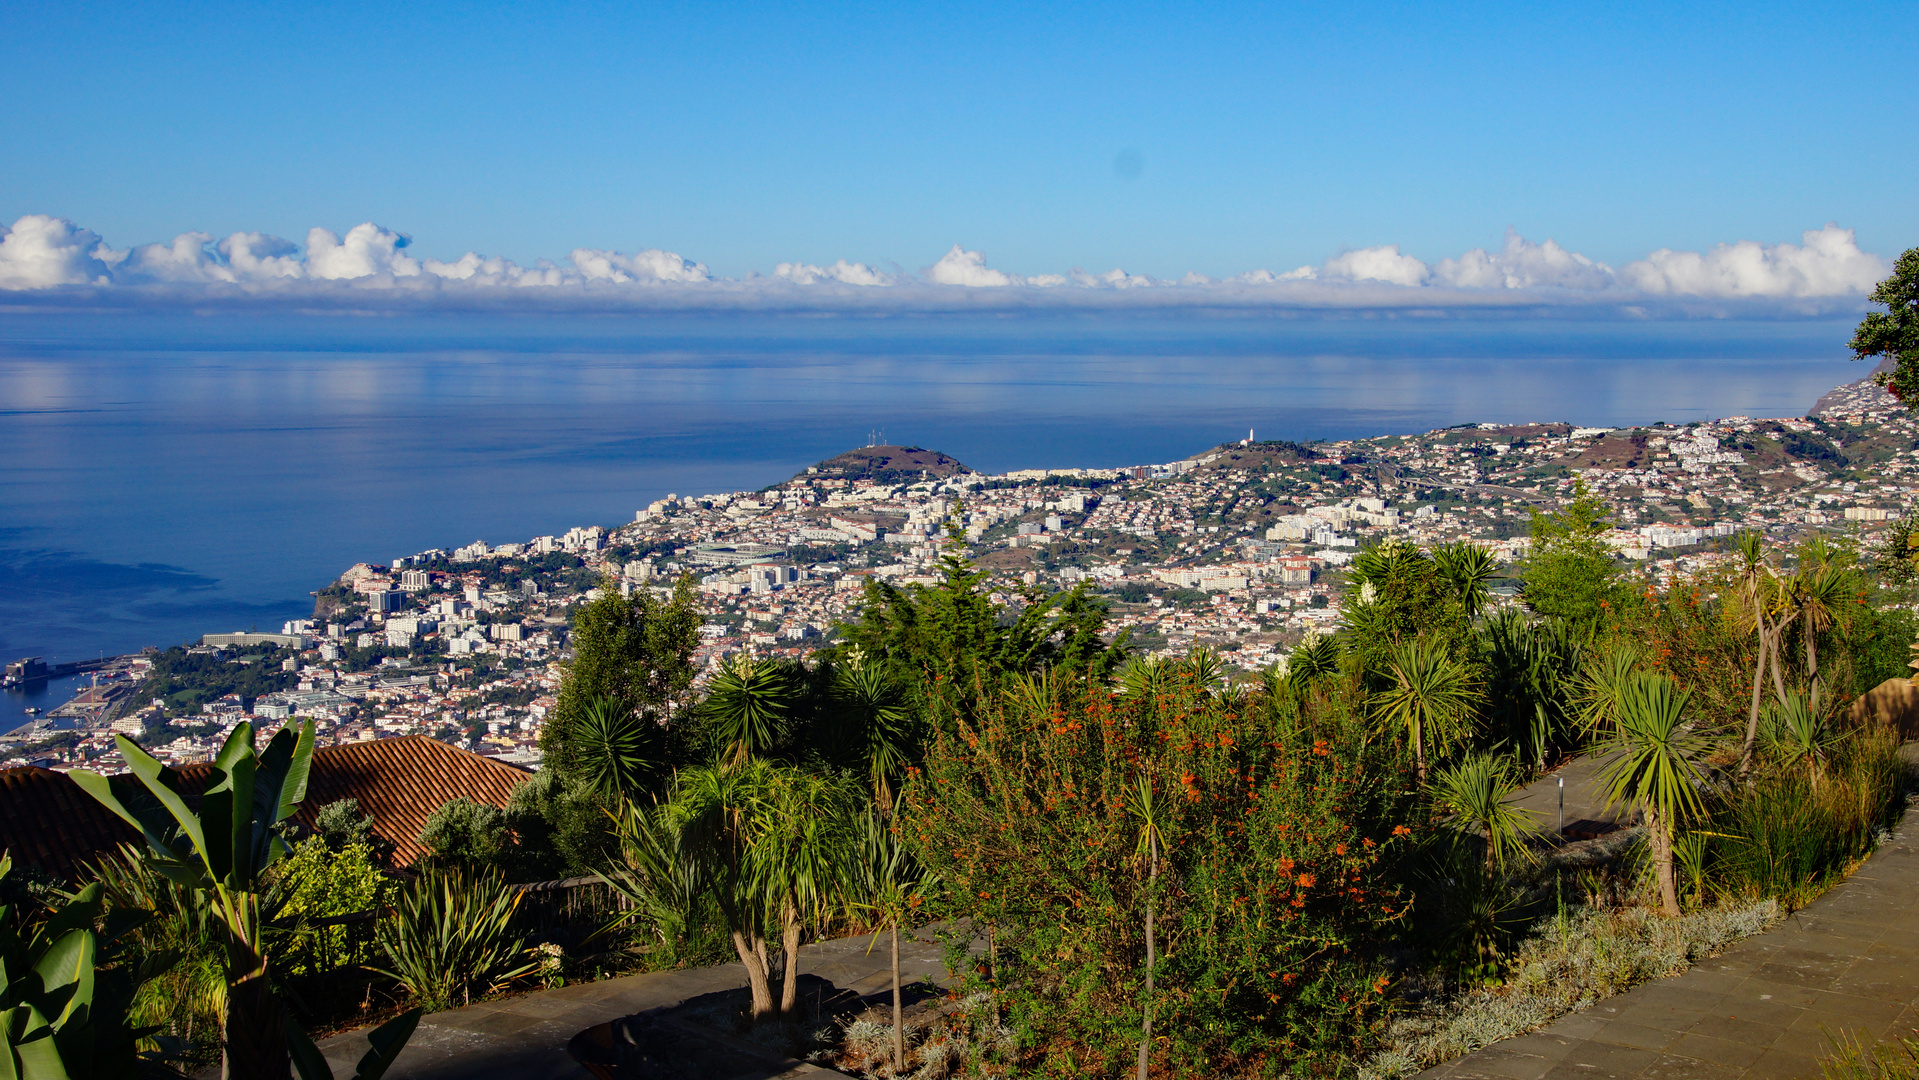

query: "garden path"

left=1419, top=797, right=1919, bottom=1080
left=1511, top=754, right=1631, bottom=840
left=310, top=929, right=957, bottom=1080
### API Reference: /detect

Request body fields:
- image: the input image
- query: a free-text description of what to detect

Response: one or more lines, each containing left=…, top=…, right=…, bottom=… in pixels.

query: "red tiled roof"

left=0, top=768, right=139, bottom=880
left=0, top=735, right=531, bottom=880
left=291, top=736, right=532, bottom=867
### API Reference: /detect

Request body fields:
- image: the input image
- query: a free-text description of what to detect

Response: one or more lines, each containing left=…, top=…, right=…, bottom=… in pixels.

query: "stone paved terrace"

left=1419, top=806, right=1919, bottom=1080
left=314, top=929, right=957, bottom=1080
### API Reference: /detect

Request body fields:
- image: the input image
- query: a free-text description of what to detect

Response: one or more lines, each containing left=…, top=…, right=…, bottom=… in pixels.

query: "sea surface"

left=0, top=310, right=1867, bottom=727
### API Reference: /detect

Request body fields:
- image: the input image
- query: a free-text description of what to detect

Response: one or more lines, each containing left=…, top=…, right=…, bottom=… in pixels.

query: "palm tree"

left=1434, top=541, right=1499, bottom=622
left=1571, top=642, right=1641, bottom=737
left=1761, top=693, right=1836, bottom=791
left=1372, top=637, right=1482, bottom=782
left=1731, top=532, right=1775, bottom=776
left=1291, top=632, right=1342, bottom=685
left=1793, top=562, right=1852, bottom=714
left=1430, top=752, right=1538, bottom=870
left=752, top=767, right=860, bottom=1019
left=574, top=693, right=658, bottom=802
left=851, top=799, right=931, bottom=1073
left=1126, top=773, right=1168, bottom=1080
left=1595, top=673, right=1709, bottom=916
left=702, top=655, right=798, bottom=766
left=671, top=762, right=783, bottom=1020
left=1118, top=656, right=1176, bottom=701
left=830, top=658, right=917, bottom=808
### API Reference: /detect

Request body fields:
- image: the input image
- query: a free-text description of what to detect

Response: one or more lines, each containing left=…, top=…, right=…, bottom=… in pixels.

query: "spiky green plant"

left=71, top=722, right=399, bottom=1080
left=830, top=659, right=917, bottom=807
left=1430, top=752, right=1538, bottom=870
left=573, top=693, right=659, bottom=801
left=1760, top=694, right=1837, bottom=790
left=1433, top=541, right=1498, bottom=622
left=850, top=798, right=932, bottom=1073
left=1372, top=637, right=1482, bottom=783
left=1594, top=673, right=1710, bottom=916
left=374, top=869, right=534, bottom=1012
left=701, top=655, right=798, bottom=766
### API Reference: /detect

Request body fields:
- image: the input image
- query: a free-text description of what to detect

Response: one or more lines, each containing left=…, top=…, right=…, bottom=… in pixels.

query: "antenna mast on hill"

left=867, top=429, right=885, bottom=448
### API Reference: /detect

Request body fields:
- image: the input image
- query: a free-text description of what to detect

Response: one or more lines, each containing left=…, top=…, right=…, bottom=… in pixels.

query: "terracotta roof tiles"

left=0, top=735, right=531, bottom=880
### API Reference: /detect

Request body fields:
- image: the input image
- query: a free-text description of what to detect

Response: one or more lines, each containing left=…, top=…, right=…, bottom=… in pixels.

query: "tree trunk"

left=1805, top=611, right=1821, bottom=714
left=778, top=901, right=803, bottom=1019
left=732, top=929, right=776, bottom=1021
left=890, top=922, right=904, bottom=1072
left=223, top=897, right=289, bottom=1080
left=1413, top=716, right=1427, bottom=784
left=1768, top=621, right=1792, bottom=706
left=1739, top=621, right=1769, bottom=776
left=1137, top=832, right=1158, bottom=1080
left=1648, top=805, right=1680, bottom=917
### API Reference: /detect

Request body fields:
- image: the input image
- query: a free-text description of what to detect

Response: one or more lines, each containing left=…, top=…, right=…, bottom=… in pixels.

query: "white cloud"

left=306, top=223, right=421, bottom=279
left=0, top=215, right=1894, bottom=318
left=0, top=215, right=116, bottom=288
left=219, top=233, right=305, bottom=279
left=1319, top=245, right=1431, bottom=287
left=774, top=259, right=894, bottom=286
left=1433, top=230, right=1614, bottom=290
left=119, top=231, right=237, bottom=283
left=1620, top=224, right=1888, bottom=299
left=924, top=245, right=1021, bottom=287
left=568, top=247, right=709, bottom=284
left=426, top=252, right=573, bottom=287
left=1067, top=267, right=1159, bottom=289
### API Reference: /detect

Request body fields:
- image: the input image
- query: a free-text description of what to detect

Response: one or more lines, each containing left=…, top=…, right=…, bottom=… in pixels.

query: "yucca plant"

left=1372, top=637, right=1481, bottom=782
left=1570, top=643, right=1640, bottom=737
left=374, top=869, right=535, bottom=1013
left=701, top=655, right=798, bottom=766
left=850, top=798, right=933, bottom=1073
left=1429, top=752, right=1538, bottom=871
left=1288, top=633, right=1343, bottom=688
left=572, top=693, right=660, bottom=801
left=1760, top=694, right=1837, bottom=791
left=600, top=799, right=705, bottom=954
left=829, top=658, right=919, bottom=808
left=1594, top=673, right=1710, bottom=916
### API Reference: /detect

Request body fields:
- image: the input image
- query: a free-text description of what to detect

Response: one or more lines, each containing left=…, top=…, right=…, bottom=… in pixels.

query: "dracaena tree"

left=73, top=722, right=418, bottom=1080
left=1595, top=674, right=1710, bottom=917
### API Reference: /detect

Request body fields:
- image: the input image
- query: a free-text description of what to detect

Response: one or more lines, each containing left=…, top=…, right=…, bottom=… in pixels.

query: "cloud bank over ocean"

left=0, top=215, right=1890, bottom=317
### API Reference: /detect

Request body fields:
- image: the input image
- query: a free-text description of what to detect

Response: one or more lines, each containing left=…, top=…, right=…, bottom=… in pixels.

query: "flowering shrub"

left=905, top=671, right=1424, bottom=1077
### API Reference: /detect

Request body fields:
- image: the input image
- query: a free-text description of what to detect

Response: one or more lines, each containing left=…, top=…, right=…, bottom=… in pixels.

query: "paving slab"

left=311, top=927, right=962, bottom=1080
left=1417, top=801, right=1919, bottom=1080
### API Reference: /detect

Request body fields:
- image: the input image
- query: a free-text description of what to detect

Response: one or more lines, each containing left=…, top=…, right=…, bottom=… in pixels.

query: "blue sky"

left=2, top=0, right=1913, bottom=283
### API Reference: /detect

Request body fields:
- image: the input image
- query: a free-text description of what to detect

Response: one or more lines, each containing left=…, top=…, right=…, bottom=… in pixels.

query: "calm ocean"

left=0, top=310, right=1865, bottom=716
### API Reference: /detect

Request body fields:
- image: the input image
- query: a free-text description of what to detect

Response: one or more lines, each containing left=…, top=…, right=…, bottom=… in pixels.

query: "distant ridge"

left=797, top=445, right=972, bottom=485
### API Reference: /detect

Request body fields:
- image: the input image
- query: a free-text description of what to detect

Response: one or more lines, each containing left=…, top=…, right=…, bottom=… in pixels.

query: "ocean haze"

left=0, top=312, right=1864, bottom=676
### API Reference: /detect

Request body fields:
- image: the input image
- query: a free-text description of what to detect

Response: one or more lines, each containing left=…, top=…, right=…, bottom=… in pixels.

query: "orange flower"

left=1295, top=873, right=1315, bottom=887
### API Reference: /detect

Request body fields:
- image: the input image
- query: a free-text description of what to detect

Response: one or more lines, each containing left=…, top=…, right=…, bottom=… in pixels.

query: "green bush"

left=906, top=668, right=1423, bottom=1077
left=272, top=837, right=392, bottom=976
left=417, top=798, right=512, bottom=874
left=86, top=844, right=226, bottom=1059
left=1707, top=729, right=1906, bottom=909
left=375, top=870, right=536, bottom=1013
